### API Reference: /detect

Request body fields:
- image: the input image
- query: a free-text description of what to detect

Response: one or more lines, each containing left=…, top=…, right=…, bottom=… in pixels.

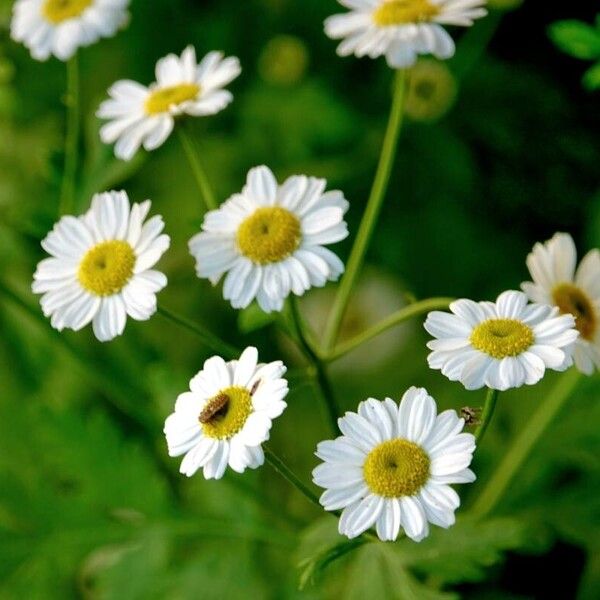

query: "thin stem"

left=58, top=55, right=80, bottom=216
left=157, top=305, right=239, bottom=359
left=474, top=388, right=499, bottom=446
left=326, top=297, right=453, bottom=362
left=264, top=445, right=321, bottom=509
left=177, top=124, right=218, bottom=211
left=471, top=369, right=582, bottom=519
left=289, top=297, right=340, bottom=435
left=322, top=69, right=407, bottom=353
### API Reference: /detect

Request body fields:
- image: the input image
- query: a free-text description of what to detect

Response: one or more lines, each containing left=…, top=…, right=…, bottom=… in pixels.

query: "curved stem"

left=264, top=445, right=321, bottom=509
left=322, top=69, right=407, bottom=353
left=471, top=369, right=582, bottom=519
left=474, top=388, right=499, bottom=446
left=157, top=305, right=239, bottom=358
left=177, top=124, right=218, bottom=211
left=326, top=297, right=453, bottom=362
left=58, top=55, right=80, bottom=216
left=289, top=297, right=340, bottom=435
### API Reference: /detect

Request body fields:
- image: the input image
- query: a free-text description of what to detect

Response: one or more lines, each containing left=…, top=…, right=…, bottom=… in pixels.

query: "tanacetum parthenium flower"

left=424, top=290, right=579, bottom=391
left=97, top=46, right=241, bottom=160
left=522, top=232, right=600, bottom=375
left=324, top=0, right=487, bottom=69
left=32, top=190, right=170, bottom=342
left=313, top=388, right=475, bottom=542
left=189, top=165, right=349, bottom=313
left=11, top=0, right=129, bottom=61
left=164, top=347, right=288, bottom=479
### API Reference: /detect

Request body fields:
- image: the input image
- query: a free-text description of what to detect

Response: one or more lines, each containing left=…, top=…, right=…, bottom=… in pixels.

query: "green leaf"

left=298, top=538, right=366, bottom=590
left=0, top=404, right=173, bottom=598
left=237, top=302, right=277, bottom=333
left=399, top=516, right=530, bottom=584
left=548, top=20, right=600, bottom=60
left=583, top=61, right=600, bottom=90
left=346, top=544, right=456, bottom=600
left=297, top=515, right=530, bottom=592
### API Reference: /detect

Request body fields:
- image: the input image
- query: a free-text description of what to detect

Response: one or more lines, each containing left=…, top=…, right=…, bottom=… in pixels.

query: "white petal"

left=375, top=498, right=402, bottom=541
left=338, top=494, right=384, bottom=539
left=400, top=496, right=428, bottom=542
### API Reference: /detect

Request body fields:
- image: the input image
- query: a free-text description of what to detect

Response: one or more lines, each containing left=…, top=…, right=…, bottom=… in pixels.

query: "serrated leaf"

left=583, top=61, right=600, bottom=90
left=549, top=20, right=600, bottom=60
left=0, top=404, right=173, bottom=598
left=346, top=544, right=457, bottom=600
left=399, top=516, right=529, bottom=584
left=297, top=515, right=530, bottom=591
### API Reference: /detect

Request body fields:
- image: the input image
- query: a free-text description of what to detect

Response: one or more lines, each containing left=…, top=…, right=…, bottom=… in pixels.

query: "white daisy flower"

left=521, top=232, right=600, bottom=375
left=11, top=0, right=129, bottom=62
left=188, top=165, right=349, bottom=313
left=163, top=347, right=288, bottom=479
left=424, top=290, right=579, bottom=391
left=324, top=0, right=487, bottom=69
left=313, top=388, right=476, bottom=542
left=32, top=190, right=170, bottom=342
left=97, top=46, right=241, bottom=161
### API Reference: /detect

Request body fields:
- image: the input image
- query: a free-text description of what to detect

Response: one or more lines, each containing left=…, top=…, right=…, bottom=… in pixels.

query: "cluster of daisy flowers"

left=31, top=164, right=350, bottom=340
left=164, top=347, right=476, bottom=543
left=17, top=0, right=600, bottom=548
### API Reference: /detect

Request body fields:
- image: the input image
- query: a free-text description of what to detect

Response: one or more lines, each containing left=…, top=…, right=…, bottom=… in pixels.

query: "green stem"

left=289, top=297, right=340, bottom=435
left=326, top=297, right=453, bottom=362
left=474, top=388, right=499, bottom=446
left=177, top=125, right=218, bottom=211
left=264, top=445, right=321, bottom=509
left=471, top=369, right=582, bottom=518
left=58, top=55, right=80, bottom=216
left=322, top=69, right=407, bottom=353
left=157, top=305, right=239, bottom=359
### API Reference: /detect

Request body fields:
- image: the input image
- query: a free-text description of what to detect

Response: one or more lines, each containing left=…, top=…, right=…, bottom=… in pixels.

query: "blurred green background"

left=0, top=0, right=599, bottom=598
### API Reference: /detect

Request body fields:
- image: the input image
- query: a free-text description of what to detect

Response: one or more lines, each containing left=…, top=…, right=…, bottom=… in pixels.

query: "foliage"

left=0, top=0, right=599, bottom=598
left=549, top=15, right=600, bottom=90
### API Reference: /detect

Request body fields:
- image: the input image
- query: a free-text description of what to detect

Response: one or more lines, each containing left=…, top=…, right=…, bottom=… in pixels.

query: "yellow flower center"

left=42, top=0, right=93, bottom=24
left=552, top=283, right=597, bottom=341
left=199, top=386, right=252, bottom=440
left=236, top=207, right=301, bottom=265
left=78, top=240, right=136, bottom=297
left=363, top=439, right=430, bottom=498
left=144, top=83, right=201, bottom=115
left=373, top=0, right=440, bottom=26
left=470, top=318, right=534, bottom=359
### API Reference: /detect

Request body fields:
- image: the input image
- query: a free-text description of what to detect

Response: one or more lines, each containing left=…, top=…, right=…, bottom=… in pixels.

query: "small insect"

left=199, top=393, right=229, bottom=424
left=250, top=379, right=261, bottom=396
left=461, top=406, right=481, bottom=427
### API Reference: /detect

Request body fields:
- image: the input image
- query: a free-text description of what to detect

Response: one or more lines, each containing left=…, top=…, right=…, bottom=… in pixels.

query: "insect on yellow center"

left=199, top=386, right=252, bottom=440
left=78, top=240, right=136, bottom=297
left=42, top=0, right=93, bottom=24
left=236, top=206, right=301, bottom=264
left=144, top=83, right=201, bottom=115
left=552, top=283, right=597, bottom=341
left=373, top=0, right=441, bottom=27
left=363, top=439, right=430, bottom=498
left=470, top=318, right=534, bottom=359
